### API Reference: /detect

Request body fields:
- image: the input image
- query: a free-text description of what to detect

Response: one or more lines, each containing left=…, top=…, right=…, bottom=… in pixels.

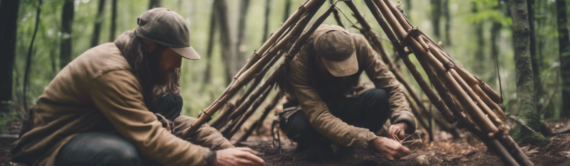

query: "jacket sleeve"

left=173, top=115, right=234, bottom=150
left=90, top=70, right=211, bottom=166
left=289, top=51, right=377, bottom=148
left=356, top=36, right=416, bottom=134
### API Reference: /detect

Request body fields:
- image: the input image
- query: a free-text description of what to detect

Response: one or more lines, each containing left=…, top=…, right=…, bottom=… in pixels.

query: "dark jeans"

left=284, top=88, right=391, bottom=147
left=56, top=94, right=183, bottom=166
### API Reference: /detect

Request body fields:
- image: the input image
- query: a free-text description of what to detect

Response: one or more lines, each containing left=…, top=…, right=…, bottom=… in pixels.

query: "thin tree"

left=91, top=0, right=106, bottom=47
left=262, top=0, right=271, bottom=42
left=236, top=0, right=250, bottom=74
left=214, top=0, right=236, bottom=85
left=23, top=0, right=44, bottom=111
left=149, top=0, right=161, bottom=9
left=405, top=0, right=412, bottom=21
left=203, top=3, right=217, bottom=85
left=527, top=0, right=543, bottom=111
left=283, top=0, right=291, bottom=22
left=109, top=0, right=117, bottom=41
left=509, top=0, right=547, bottom=145
left=0, top=0, right=20, bottom=113
left=430, top=0, right=441, bottom=39
left=442, top=0, right=451, bottom=46
left=472, top=2, right=485, bottom=74
left=557, top=0, right=570, bottom=117
left=60, top=0, right=74, bottom=69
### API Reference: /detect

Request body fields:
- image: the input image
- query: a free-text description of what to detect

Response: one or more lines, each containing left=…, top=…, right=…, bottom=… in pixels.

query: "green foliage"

left=6, top=0, right=564, bottom=122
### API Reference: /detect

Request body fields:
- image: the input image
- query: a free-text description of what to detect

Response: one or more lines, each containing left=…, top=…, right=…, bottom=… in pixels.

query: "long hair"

left=115, top=31, right=181, bottom=111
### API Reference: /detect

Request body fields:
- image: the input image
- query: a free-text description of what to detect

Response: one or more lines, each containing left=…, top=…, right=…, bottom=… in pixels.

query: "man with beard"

left=279, top=24, right=416, bottom=161
left=11, top=8, right=264, bottom=166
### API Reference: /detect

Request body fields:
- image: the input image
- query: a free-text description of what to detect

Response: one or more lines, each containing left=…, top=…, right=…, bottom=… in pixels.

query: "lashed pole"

left=224, top=4, right=336, bottom=140
left=367, top=0, right=531, bottom=165
left=216, top=0, right=326, bottom=131
left=183, top=0, right=329, bottom=137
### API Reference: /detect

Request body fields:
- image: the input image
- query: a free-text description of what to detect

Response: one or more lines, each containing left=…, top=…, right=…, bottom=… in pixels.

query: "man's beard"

left=156, top=69, right=177, bottom=86
left=147, top=48, right=178, bottom=87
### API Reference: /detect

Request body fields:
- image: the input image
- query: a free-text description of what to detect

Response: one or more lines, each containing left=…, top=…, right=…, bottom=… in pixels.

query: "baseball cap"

left=135, top=8, right=200, bottom=60
left=313, top=25, right=358, bottom=77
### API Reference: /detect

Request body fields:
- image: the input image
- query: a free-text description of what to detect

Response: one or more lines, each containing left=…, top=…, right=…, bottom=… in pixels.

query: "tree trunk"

left=60, top=0, right=74, bottom=69
left=109, top=0, right=117, bottom=41
left=509, top=0, right=546, bottom=145
left=557, top=0, right=570, bottom=117
left=203, top=3, right=217, bottom=85
left=214, top=0, right=235, bottom=85
left=490, top=21, right=502, bottom=89
left=148, top=0, right=161, bottom=9
left=91, top=0, right=106, bottom=47
left=472, top=2, right=485, bottom=74
left=442, top=0, right=451, bottom=46
left=262, top=0, right=271, bottom=43
left=0, top=0, right=20, bottom=113
left=235, top=0, right=250, bottom=76
left=430, top=0, right=441, bottom=39
left=283, top=0, right=291, bottom=22
left=528, top=0, right=543, bottom=111
left=23, top=0, right=43, bottom=111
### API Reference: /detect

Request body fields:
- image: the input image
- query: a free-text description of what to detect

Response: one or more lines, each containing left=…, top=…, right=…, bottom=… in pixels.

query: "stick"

left=235, top=92, right=282, bottom=144
left=182, top=2, right=333, bottom=137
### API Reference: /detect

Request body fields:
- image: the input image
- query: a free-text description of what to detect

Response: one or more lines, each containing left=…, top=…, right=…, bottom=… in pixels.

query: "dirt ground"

left=230, top=120, right=570, bottom=166
left=1, top=120, right=569, bottom=166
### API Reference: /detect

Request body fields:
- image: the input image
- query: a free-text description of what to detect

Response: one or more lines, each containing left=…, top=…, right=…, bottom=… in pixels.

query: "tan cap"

left=135, top=8, right=200, bottom=60
left=313, top=25, right=358, bottom=77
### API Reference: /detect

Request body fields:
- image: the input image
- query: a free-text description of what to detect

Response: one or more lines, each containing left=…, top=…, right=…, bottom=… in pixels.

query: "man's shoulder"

left=72, top=43, right=132, bottom=79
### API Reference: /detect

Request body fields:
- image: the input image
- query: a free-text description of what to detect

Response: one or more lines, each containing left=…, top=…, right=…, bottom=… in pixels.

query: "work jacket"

left=285, top=26, right=416, bottom=148
left=11, top=31, right=232, bottom=166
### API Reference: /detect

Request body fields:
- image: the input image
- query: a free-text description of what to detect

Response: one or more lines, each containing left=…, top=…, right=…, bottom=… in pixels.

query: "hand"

left=370, top=136, right=410, bottom=160
left=388, top=122, right=407, bottom=141
left=214, top=147, right=265, bottom=166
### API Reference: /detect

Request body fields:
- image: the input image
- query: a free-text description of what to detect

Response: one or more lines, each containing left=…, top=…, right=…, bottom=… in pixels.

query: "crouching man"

left=11, top=8, right=264, bottom=166
left=279, top=24, right=416, bottom=161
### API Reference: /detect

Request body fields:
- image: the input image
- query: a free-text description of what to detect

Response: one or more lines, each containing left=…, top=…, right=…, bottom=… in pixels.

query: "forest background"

left=0, top=0, right=567, bottom=133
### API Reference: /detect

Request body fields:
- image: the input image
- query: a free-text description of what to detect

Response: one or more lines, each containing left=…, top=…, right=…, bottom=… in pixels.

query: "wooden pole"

left=183, top=2, right=333, bottom=137
left=234, top=92, right=282, bottom=144
left=367, top=0, right=532, bottom=165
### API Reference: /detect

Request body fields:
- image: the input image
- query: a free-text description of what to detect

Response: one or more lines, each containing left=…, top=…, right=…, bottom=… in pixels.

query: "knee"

left=284, top=111, right=315, bottom=141
left=99, top=140, right=140, bottom=166
left=364, top=88, right=389, bottom=104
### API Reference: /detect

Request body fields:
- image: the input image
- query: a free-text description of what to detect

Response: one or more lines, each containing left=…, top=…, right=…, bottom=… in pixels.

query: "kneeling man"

left=280, top=24, right=416, bottom=161
left=11, top=8, right=264, bottom=166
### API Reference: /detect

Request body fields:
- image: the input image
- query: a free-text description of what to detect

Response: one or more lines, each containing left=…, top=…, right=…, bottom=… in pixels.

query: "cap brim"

left=321, top=51, right=358, bottom=77
left=171, top=46, right=201, bottom=60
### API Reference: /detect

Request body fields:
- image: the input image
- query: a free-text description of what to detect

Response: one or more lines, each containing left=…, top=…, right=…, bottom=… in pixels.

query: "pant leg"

left=56, top=132, right=141, bottom=166
left=337, top=88, right=391, bottom=132
left=284, top=88, right=391, bottom=146
left=284, top=110, right=326, bottom=146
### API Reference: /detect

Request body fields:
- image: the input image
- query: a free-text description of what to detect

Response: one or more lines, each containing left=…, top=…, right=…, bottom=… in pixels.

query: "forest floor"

left=0, top=120, right=569, bottom=166
left=230, top=120, right=570, bottom=166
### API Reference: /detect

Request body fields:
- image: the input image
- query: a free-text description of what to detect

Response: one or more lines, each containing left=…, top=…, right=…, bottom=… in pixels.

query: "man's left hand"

left=388, top=122, right=407, bottom=141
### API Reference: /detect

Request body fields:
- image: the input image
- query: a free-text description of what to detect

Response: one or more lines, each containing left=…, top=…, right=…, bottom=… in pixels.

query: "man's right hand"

left=214, top=147, right=265, bottom=166
left=369, top=136, right=410, bottom=160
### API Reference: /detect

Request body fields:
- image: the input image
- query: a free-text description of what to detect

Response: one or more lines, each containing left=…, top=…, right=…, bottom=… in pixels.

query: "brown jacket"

left=285, top=27, right=416, bottom=148
left=11, top=35, right=232, bottom=166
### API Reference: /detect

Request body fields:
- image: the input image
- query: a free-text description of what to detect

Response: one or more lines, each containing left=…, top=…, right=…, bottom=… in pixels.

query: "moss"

left=511, top=124, right=550, bottom=146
